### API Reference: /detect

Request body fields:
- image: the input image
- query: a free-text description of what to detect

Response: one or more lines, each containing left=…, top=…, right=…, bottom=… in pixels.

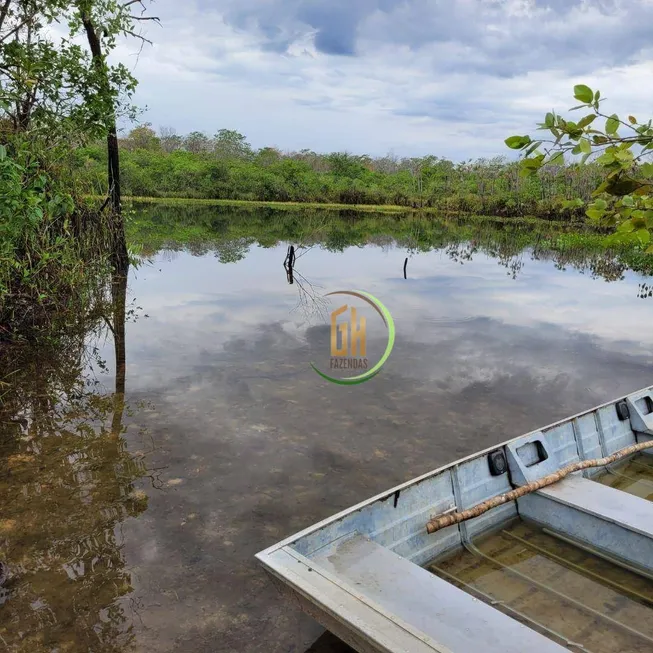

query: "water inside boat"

left=594, top=454, right=653, bottom=501
left=428, top=517, right=653, bottom=653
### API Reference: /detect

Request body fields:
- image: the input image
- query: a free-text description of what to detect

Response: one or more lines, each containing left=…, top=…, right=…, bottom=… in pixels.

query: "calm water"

left=3, top=208, right=653, bottom=652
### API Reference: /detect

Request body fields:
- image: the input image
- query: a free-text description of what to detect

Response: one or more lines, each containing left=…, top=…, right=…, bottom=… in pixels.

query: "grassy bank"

left=113, top=196, right=587, bottom=229
left=1, top=147, right=114, bottom=341
left=110, top=195, right=415, bottom=213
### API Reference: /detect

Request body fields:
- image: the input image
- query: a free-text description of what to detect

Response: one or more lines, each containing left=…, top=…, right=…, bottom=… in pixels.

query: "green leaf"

left=520, top=155, right=545, bottom=176
left=621, top=195, right=635, bottom=207
left=524, top=141, right=542, bottom=156
left=579, top=138, right=591, bottom=154
left=0, top=145, right=5, bottom=162
left=596, top=151, right=616, bottom=165
left=645, top=244, right=653, bottom=254
left=545, top=112, right=554, bottom=128
left=636, top=228, right=651, bottom=245
left=606, top=177, right=644, bottom=196
left=614, top=149, right=634, bottom=163
left=548, top=151, right=564, bottom=165
left=586, top=208, right=605, bottom=220
left=577, top=114, right=597, bottom=129
left=594, top=89, right=601, bottom=102
left=594, top=198, right=608, bottom=210
left=632, top=211, right=646, bottom=227
left=640, top=162, right=653, bottom=178
left=606, top=114, right=619, bottom=135
left=617, top=219, right=635, bottom=233
left=628, top=115, right=637, bottom=124
left=573, top=84, right=594, bottom=104
left=505, top=135, right=531, bottom=150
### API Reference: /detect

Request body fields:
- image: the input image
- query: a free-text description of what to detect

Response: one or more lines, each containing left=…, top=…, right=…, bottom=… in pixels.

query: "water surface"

left=3, top=206, right=653, bottom=652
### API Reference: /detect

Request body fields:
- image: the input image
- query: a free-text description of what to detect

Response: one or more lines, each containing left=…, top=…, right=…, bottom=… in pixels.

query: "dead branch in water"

left=425, top=438, right=653, bottom=534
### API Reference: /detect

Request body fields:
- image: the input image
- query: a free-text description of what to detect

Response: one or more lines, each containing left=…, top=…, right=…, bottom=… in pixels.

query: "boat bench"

left=257, top=385, right=653, bottom=653
left=519, top=474, right=653, bottom=574
left=264, top=534, right=567, bottom=653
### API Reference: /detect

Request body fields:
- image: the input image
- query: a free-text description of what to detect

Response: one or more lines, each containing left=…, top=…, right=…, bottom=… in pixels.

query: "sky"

left=117, top=0, right=653, bottom=160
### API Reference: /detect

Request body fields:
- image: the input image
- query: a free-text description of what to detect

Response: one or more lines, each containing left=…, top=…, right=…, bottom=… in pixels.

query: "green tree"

left=213, top=128, right=252, bottom=160
left=0, top=0, right=158, bottom=257
left=256, top=146, right=282, bottom=166
left=326, top=152, right=368, bottom=179
left=125, top=122, right=160, bottom=150
left=184, top=130, right=211, bottom=153
left=506, top=84, right=653, bottom=249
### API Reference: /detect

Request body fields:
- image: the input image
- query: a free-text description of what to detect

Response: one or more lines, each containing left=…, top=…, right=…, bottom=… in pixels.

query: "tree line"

left=74, top=123, right=610, bottom=219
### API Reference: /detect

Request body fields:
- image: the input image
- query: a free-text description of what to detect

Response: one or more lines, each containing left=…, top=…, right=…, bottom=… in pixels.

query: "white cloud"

left=114, top=0, right=653, bottom=158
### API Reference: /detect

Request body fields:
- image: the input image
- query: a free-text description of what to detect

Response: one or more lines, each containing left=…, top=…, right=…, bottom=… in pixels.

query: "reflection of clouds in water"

left=119, top=307, right=653, bottom=653
left=115, top=243, right=653, bottom=653
left=115, top=243, right=653, bottom=395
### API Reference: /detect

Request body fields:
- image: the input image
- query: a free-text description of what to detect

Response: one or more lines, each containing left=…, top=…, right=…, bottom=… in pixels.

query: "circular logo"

left=310, top=290, right=395, bottom=385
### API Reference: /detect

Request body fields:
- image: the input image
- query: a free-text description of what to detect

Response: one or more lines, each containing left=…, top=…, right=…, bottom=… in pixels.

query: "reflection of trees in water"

left=130, top=204, right=653, bottom=292
left=213, top=238, right=253, bottom=263
left=445, top=241, right=526, bottom=280
left=0, top=262, right=155, bottom=652
left=443, top=236, right=628, bottom=283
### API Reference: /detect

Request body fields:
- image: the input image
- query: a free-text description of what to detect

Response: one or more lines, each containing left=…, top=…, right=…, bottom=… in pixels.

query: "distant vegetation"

left=74, top=124, right=608, bottom=220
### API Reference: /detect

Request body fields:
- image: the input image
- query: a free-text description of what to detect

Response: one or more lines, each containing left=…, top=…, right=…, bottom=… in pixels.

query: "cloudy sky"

left=118, top=0, right=653, bottom=160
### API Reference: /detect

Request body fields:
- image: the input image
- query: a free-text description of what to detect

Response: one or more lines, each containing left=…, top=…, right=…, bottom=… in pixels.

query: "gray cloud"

left=212, top=0, right=653, bottom=77
left=124, top=0, right=653, bottom=158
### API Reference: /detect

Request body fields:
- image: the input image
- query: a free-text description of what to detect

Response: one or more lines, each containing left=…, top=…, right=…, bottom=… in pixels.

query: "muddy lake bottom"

left=4, top=211, right=653, bottom=652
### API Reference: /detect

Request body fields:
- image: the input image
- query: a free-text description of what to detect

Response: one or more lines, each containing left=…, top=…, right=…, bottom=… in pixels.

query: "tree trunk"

left=80, top=11, right=128, bottom=269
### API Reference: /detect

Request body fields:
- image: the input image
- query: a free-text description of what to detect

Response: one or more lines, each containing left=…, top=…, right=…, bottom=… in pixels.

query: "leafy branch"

left=506, top=84, right=653, bottom=251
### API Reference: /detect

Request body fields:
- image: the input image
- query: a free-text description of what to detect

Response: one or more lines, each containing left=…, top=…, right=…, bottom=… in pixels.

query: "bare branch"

left=0, top=0, right=11, bottom=34
left=129, top=15, right=160, bottom=23
left=123, top=28, right=152, bottom=44
left=1, top=15, right=34, bottom=44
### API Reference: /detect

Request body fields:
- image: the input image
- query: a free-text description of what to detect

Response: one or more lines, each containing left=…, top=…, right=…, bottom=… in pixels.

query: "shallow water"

left=596, top=454, right=653, bottom=501
left=429, top=518, right=653, bottom=652
left=3, top=208, right=653, bottom=652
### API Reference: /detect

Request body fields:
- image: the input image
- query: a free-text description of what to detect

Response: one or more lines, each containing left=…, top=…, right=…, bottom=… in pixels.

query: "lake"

left=2, top=204, right=653, bottom=652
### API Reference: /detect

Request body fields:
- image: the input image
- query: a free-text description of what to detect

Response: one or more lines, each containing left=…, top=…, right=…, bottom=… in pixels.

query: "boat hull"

left=256, top=385, right=653, bottom=653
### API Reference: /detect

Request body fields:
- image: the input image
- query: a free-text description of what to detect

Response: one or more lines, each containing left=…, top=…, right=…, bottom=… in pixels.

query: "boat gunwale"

left=256, top=386, right=652, bottom=561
